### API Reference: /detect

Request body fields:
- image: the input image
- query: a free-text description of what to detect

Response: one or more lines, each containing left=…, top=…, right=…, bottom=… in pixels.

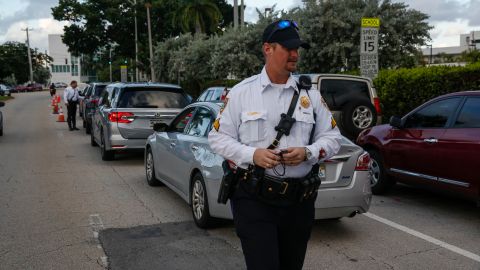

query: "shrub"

left=374, top=63, right=480, bottom=120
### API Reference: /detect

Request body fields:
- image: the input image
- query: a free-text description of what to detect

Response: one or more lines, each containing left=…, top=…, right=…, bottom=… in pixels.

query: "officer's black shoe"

left=73, top=127, right=80, bottom=130
left=69, top=128, right=74, bottom=131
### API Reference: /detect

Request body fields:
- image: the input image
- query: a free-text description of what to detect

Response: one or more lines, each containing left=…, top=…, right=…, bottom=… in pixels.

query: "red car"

left=357, top=91, right=480, bottom=204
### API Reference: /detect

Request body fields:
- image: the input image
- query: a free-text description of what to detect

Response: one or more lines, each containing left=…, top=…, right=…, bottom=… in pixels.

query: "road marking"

left=364, top=212, right=480, bottom=263
left=89, top=214, right=109, bottom=269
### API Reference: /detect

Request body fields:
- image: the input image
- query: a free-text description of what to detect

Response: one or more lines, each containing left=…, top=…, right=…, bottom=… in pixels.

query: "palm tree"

left=173, top=0, right=222, bottom=35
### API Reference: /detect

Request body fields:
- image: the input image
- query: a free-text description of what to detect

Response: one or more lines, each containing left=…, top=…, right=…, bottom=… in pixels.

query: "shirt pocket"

left=239, top=111, right=267, bottom=144
left=294, top=109, right=315, bottom=141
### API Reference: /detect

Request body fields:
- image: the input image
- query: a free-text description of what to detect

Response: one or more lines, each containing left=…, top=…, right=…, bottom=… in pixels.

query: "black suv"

left=81, top=83, right=108, bottom=134
left=296, top=74, right=382, bottom=139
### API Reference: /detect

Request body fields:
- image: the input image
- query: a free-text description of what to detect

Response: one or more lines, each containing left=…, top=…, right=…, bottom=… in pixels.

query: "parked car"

left=91, top=82, right=190, bottom=161
left=0, top=101, right=4, bottom=136
left=357, top=91, right=480, bottom=204
left=294, top=74, right=382, bottom=139
left=0, top=84, right=11, bottom=96
left=15, top=85, right=30, bottom=92
left=54, top=82, right=68, bottom=88
left=77, top=83, right=90, bottom=118
left=28, top=83, right=43, bottom=91
left=196, top=86, right=230, bottom=102
left=81, top=83, right=107, bottom=134
left=145, top=102, right=372, bottom=228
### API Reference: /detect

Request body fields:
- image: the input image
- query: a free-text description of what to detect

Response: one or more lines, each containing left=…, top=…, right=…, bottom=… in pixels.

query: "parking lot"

left=0, top=91, right=479, bottom=270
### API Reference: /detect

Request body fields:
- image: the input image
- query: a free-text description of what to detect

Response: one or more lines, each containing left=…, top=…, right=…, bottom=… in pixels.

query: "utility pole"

left=21, top=27, right=34, bottom=83
left=128, top=0, right=139, bottom=82
left=145, top=2, right=155, bottom=82
left=233, top=0, right=238, bottom=29
left=240, top=0, right=244, bottom=28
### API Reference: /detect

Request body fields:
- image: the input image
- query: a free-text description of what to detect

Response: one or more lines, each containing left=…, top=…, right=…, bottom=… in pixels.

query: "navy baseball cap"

left=262, top=20, right=310, bottom=49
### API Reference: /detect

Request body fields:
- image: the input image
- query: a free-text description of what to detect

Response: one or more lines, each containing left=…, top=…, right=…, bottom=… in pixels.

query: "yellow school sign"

left=361, top=18, right=380, bottom=28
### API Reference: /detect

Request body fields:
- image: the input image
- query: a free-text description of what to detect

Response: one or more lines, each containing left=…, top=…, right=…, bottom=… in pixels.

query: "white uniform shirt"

left=63, top=87, right=80, bottom=103
left=208, top=67, right=342, bottom=178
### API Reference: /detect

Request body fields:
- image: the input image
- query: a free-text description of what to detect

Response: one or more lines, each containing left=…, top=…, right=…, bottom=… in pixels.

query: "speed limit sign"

left=360, top=18, right=380, bottom=79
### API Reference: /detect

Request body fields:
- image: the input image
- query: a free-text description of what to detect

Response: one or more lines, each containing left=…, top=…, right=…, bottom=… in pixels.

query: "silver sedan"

left=145, top=102, right=372, bottom=228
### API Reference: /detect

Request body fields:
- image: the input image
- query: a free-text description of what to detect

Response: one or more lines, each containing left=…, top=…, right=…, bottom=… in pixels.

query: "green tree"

left=0, top=42, right=52, bottom=84
left=290, top=0, right=432, bottom=73
left=173, top=0, right=222, bottom=34
left=460, top=49, right=480, bottom=63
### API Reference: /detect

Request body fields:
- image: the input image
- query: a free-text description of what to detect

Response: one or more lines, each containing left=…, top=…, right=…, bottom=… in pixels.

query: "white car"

left=145, top=102, right=372, bottom=228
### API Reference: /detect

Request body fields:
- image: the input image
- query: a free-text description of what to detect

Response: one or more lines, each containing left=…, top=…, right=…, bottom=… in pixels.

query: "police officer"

left=208, top=20, right=342, bottom=270
left=63, top=80, right=81, bottom=131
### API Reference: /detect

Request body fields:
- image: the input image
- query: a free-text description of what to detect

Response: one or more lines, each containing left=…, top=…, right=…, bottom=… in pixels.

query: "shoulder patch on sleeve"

left=213, top=118, right=220, bottom=131
left=331, top=116, right=337, bottom=129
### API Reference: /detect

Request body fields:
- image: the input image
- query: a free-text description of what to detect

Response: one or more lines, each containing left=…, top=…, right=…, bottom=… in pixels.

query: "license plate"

left=318, top=163, right=326, bottom=181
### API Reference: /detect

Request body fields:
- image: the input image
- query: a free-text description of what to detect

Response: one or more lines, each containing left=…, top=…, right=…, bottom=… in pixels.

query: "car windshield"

left=117, top=87, right=189, bottom=109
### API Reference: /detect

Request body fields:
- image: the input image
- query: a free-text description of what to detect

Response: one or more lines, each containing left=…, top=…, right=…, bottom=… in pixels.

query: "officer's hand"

left=253, top=149, right=280, bottom=169
left=281, top=147, right=305, bottom=166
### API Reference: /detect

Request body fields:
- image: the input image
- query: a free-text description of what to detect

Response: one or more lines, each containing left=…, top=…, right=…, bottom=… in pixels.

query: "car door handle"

left=170, top=142, right=176, bottom=148
left=424, top=138, right=438, bottom=143
left=191, top=145, right=199, bottom=151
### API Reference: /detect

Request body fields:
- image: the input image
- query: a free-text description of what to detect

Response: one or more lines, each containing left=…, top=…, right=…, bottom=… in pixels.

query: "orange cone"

left=52, top=103, right=59, bottom=114
left=57, top=106, right=66, bottom=122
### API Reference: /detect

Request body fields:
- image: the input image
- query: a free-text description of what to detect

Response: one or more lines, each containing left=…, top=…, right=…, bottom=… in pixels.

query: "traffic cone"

left=52, top=102, right=59, bottom=114
left=56, top=95, right=61, bottom=104
left=57, top=106, right=66, bottom=122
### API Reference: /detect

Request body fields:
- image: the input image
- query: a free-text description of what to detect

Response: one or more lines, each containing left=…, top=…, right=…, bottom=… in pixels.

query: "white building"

left=48, top=34, right=83, bottom=84
left=421, top=30, right=480, bottom=64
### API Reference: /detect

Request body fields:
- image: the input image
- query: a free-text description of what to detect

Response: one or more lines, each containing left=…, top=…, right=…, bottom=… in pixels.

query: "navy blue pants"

left=231, top=184, right=315, bottom=270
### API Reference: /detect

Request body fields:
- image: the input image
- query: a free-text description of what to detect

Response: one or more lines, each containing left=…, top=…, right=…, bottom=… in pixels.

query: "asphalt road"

left=0, top=91, right=479, bottom=270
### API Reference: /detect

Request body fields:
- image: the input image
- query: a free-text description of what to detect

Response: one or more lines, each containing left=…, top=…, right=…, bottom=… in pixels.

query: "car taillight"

left=355, top=152, right=370, bottom=171
left=374, top=97, right=382, bottom=115
left=109, top=112, right=134, bottom=124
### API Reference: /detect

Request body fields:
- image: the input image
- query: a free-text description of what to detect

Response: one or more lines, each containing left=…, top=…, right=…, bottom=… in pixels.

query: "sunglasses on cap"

left=265, top=20, right=299, bottom=43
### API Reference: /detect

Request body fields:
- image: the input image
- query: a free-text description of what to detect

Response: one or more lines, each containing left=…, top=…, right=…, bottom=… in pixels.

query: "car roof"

left=438, top=90, right=480, bottom=98
left=107, top=82, right=181, bottom=89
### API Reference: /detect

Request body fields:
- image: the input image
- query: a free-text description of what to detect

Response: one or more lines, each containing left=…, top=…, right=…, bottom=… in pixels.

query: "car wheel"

left=90, top=129, right=98, bottom=147
left=368, top=149, right=395, bottom=194
left=191, top=173, right=215, bottom=229
left=100, top=130, right=114, bottom=161
left=145, top=148, right=163, bottom=186
left=342, top=99, right=377, bottom=138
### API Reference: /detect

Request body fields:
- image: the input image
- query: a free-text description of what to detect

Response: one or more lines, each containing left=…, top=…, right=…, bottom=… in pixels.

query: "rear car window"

left=117, top=87, right=189, bottom=108
left=320, top=79, right=370, bottom=106
left=93, top=85, right=106, bottom=97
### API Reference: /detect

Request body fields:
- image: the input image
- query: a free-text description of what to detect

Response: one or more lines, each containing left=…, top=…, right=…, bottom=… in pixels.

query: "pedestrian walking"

left=208, top=20, right=343, bottom=270
left=49, top=83, right=56, bottom=97
left=63, top=80, right=81, bottom=131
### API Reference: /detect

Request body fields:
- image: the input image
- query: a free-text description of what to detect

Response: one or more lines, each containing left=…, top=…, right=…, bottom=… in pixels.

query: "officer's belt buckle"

left=279, top=181, right=289, bottom=195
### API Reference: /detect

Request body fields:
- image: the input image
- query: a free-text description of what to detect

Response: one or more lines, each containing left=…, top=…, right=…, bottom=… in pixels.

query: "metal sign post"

left=360, top=18, right=380, bottom=79
left=120, top=65, right=128, bottom=82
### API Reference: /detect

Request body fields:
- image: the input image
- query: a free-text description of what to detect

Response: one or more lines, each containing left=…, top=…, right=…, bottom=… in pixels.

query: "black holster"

left=217, top=160, right=239, bottom=204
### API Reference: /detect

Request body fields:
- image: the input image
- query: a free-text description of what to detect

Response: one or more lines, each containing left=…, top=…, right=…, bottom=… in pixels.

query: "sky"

left=0, top=0, right=479, bottom=53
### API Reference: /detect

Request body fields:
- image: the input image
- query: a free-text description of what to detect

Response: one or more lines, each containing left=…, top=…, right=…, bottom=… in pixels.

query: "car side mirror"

left=0, top=102, right=4, bottom=107
left=153, top=123, right=169, bottom=132
left=389, top=116, right=403, bottom=129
